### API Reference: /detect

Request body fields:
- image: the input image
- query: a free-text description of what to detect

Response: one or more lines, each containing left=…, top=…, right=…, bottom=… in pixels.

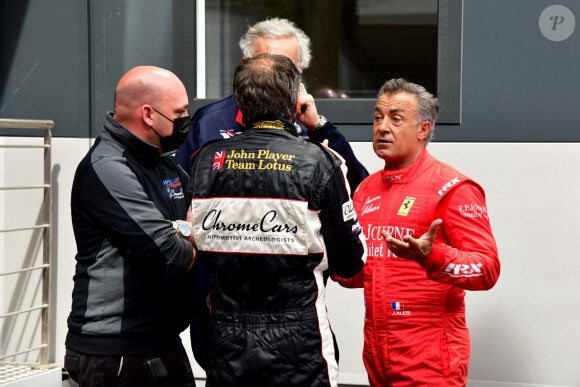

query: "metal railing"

left=0, top=118, right=53, bottom=366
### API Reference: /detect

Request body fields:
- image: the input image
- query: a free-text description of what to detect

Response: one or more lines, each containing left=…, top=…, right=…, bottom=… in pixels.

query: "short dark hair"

left=233, top=54, right=301, bottom=127
left=378, top=78, right=439, bottom=143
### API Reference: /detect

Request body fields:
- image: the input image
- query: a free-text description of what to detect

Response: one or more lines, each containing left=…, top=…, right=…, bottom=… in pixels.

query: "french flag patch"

left=391, top=302, right=404, bottom=311
left=213, top=151, right=225, bottom=170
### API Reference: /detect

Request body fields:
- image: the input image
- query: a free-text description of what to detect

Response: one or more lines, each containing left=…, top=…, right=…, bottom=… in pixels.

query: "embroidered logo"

left=163, top=178, right=184, bottom=199
left=219, top=129, right=239, bottom=139
left=342, top=201, right=356, bottom=222
left=383, top=174, right=402, bottom=181
left=443, top=263, right=484, bottom=278
left=391, top=302, right=410, bottom=315
left=213, top=151, right=226, bottom=170
left=397, top=197, right=416, bottom=216
left=351, top=220, right=362, bottom=236
left=361, top=195, right=381, bottom=216
left=252, top=120, right=284, bottom=129
left=438, top=176, right=460, bottom=196
left=458, top=204, right=489, bottom=220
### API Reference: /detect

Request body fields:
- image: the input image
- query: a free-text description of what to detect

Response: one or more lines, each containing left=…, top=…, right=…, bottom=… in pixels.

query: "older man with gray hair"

left=176, top=17, right=367, bottom=190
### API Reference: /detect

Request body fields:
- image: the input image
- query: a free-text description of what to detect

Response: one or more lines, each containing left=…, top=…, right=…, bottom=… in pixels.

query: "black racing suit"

left=187, top=120, right=367, bottom=387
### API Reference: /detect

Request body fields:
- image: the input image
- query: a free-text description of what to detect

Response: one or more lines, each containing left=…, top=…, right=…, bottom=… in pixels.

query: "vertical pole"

left=196, top=0, right=206, bottom=98
left=40, top=124, right=52, bottom=365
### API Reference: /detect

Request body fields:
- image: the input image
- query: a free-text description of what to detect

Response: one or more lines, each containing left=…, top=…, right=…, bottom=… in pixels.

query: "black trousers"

left=64, top=344, right=196, bottom=387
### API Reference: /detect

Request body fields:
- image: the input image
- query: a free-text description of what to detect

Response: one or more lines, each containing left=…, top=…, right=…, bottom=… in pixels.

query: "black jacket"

left=66, top=113, right=195, bottom=355
left=187, top=120, right=366, bottom=386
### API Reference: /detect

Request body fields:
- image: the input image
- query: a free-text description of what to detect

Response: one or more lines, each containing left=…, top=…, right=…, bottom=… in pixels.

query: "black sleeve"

left=307, top=121, right=369, bottom=194
left=318, top=161, right=366, bottom=279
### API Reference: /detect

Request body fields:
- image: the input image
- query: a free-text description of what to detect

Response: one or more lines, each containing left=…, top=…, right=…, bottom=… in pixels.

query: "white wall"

left=430, top=143, right=580, bottom=386
left=2, top=138, right=580, bottom=386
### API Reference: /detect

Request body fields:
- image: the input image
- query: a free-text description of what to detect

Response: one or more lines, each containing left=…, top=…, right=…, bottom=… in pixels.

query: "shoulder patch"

left=342, top=200, right=356, bottom=222
left=438, top=176, right=461, bottom=196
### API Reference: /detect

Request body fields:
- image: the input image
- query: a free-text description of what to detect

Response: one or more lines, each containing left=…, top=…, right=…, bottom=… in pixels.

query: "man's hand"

left=381, top=219, right=442, bottom=261
left=295, top=83, right=320, bottom=130
left=186, top=204, right=192, bottom=222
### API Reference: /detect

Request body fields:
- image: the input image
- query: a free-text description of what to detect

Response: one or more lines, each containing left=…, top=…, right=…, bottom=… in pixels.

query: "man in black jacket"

left=177, top=18, right=370, bottom=370
left=65, top=66, right=197, bottom=386
left=187, top=54, right=367, bottom=386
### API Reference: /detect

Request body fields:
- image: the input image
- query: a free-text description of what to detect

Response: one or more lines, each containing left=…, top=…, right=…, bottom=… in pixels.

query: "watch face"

left=179, top=224, right=192, bottom=238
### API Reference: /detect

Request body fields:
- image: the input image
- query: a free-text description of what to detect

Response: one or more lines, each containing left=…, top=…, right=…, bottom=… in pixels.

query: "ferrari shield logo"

left=397, top=197, right=416, bottom=216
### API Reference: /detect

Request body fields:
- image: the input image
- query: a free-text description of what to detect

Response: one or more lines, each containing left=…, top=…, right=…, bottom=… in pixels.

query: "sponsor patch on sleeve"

left=458, top=203, right=489, bottom=220
left=342, top=200, right=356, bottom=222
left=352, top=220, right=362, bottom=235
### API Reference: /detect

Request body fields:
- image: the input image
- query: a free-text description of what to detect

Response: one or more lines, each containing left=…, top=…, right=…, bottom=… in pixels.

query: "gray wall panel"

left=0, top=0, right=178, bottom=138
left=88, top=0, right=174, bottom=137
left=434, top=0, right=580, bottom=142
left=333, top=0, right=580, bottom=142
left=0, top=0, right=90, bottom=138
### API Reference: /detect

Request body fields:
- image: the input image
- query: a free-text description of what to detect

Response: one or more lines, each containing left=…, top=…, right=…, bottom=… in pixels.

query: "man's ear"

left=417, top=121, right=431, bottom=141
left=142, top=105, right=154, bottom=126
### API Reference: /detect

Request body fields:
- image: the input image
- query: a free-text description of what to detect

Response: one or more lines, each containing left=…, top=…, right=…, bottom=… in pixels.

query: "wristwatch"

left=176, top=220, right=192, bottom=239
left=314, top=115, right=327, bottom=130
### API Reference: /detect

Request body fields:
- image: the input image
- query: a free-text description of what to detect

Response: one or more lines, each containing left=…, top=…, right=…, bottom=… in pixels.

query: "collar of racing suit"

left=380, top=148, right=434, bottom=185
left=251, top=118, right=299, bottom=137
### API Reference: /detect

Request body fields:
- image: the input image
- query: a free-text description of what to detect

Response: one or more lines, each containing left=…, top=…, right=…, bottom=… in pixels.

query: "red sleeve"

left=418, top=182, right=500, bottom=290
left=330, top=270, right=364, bottom=288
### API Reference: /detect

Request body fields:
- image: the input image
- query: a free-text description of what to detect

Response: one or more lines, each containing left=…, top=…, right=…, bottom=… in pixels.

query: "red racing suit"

left=336, top=149, right=500, bottom=386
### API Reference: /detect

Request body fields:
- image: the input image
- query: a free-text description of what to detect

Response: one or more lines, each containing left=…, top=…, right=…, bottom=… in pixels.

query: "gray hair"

left=378, top=78, right=439, bottom=143
left=239, top=18, right=312, bottom=69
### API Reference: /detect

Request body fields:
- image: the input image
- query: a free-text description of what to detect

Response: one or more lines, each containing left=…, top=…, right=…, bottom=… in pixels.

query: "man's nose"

left=379, top=119, right=390, bottom=132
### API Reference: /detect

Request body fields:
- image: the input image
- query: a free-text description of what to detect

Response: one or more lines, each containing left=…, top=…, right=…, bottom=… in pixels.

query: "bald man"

left=65, top=66, right=197, bottom=386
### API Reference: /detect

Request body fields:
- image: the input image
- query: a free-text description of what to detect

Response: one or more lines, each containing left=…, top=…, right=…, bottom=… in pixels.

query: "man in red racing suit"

left=335, top=79, right=500, bottom=386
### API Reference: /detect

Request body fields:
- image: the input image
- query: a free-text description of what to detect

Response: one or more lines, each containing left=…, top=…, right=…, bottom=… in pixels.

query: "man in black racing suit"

left=186, top=54, right=367, bottom=387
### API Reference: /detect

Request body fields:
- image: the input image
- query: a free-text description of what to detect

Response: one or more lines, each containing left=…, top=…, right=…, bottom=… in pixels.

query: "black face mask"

left=151, top=107, right=191, bottom=153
